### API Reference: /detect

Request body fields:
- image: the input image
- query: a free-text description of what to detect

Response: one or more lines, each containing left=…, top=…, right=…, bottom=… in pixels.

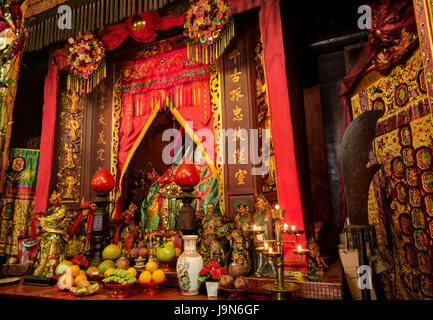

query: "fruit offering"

left=102, top=244, right=122, bottom=260
left=138, top=267, right=165, bottom=284
left=86, top=266, right=100, bottom=277
left=103, top=269, right=136, bottom=285
left=219, top=263, right=249, bottom=289
left=97, top=259, right=116, bottom=274
left=55, top=260, right=73, bottom=277
left=156, top=242, right=176, bottom=261
left=70, top=281, right=100, bottom=295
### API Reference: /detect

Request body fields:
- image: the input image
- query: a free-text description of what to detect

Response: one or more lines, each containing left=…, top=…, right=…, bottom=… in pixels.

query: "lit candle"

left=253, top=225, right=257, bottom=231
left=269, top=247, right=273, bottom=254
left=283, top=223, right=288, bottom=230
left=297, top=244, right=302, bottom=252
left=275, top=204, right=280, bottom=210
left=291, top=225, right=296, bottom=232
left=264, top=242, right=268, bottom=250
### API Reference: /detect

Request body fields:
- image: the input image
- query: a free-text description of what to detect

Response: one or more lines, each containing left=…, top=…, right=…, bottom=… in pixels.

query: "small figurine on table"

left=65, top=201, right=94, bottom=258
left=33, top=192, right=73, bottom=278
left=227, top=204, right=252, bottom=275
left=114, top=203, right=140, bottom=256
left=199, top=203, right=226, bottom=267
left=306, top=236, right=328, bottom=281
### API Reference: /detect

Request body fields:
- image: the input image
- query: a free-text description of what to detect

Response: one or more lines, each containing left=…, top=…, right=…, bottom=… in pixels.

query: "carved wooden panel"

left=52, top=90, right=84, bottom=204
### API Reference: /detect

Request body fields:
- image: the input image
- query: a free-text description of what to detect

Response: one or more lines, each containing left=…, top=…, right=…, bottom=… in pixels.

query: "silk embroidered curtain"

left=0, top=148, right=39, bottom=258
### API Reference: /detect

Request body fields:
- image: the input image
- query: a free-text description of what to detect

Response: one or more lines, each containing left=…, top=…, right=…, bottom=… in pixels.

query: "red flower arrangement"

left=71, top=255, right=89, bottom=268
left=184, top=0, right=232, bottom=46
left=198, top=261, right=227, bottom=283
left=65, top=32, right=106, bottom=95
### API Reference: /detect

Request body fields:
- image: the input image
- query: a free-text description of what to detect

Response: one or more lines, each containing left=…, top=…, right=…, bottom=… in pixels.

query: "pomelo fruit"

left=55, top=260, right=73, bottom=277
left=102, top=244, right=122, bottom=260
left=156, top=244, right=176, bottom=261
left=97, top=259, right=116, bottom=274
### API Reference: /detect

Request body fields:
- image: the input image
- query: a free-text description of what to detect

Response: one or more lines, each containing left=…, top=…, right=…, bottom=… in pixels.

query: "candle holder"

left=248, top=206, right=304, bottom=300
left=292, top=248, right=310, bottom=256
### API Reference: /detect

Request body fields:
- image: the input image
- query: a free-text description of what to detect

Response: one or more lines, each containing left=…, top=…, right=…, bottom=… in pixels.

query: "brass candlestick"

left=253, top=207, right=300, bottom=300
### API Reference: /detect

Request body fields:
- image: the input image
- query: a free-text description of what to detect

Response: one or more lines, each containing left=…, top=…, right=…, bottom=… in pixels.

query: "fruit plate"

left=0, top=277, right=20, bottom=286
left=103, top=282, right=134, bottom=299
left=137, top=279, right=166, bottom=295
left=70, top=290, right=99, bottom=297
left=220, top=282, right=252, bottom=299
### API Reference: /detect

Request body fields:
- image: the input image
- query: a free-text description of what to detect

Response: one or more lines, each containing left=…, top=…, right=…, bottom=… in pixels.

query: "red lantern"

left=174, top=164, right=200, bottom=187
left=91, top=167, right=115, bottom=193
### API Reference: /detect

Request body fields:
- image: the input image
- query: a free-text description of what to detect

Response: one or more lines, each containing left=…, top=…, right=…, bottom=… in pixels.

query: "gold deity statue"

left=33, top=192, right=75, bottom=278
left=63, top=143, right=77, bottom=170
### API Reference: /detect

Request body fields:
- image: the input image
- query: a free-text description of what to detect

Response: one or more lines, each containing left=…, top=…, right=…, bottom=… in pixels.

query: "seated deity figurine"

left=199, top=203, right=226, bottom=267
left=253, top=195, right=276, bottom=277
left=33, top=192, right=74, bottom=278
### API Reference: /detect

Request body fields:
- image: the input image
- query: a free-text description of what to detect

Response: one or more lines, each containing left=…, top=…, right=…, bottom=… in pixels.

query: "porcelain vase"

left=176, top=235, right=203, bottom=296
left=205, top=281, right=219, bottom=297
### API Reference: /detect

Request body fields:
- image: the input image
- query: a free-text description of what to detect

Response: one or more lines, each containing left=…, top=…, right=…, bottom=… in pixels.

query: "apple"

left=156, top=244, right=176, bottom=261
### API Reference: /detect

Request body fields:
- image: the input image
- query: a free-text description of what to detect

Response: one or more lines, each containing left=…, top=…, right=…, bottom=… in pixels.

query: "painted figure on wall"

left=33, top=192, right=74, bottom=278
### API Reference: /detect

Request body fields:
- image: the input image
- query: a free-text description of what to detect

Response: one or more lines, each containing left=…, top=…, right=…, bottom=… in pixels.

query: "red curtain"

left=259, top=0, right=306, bottom=263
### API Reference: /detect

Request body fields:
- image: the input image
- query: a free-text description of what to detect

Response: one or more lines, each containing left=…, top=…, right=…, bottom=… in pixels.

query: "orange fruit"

left=166, top=241, right=174, bottom=247
left=104, top=268, right=116, bottom=277
left=151, top=269, right=165, bottom=282
left=70, top=265, right=81, bottom=278
left=74, top=273, right=87, bottom=287
left=139, top=271, right=152, bottom=283
left=175, top=248, right=181, bottom=257
left=145, top=261, right=158, bottom=274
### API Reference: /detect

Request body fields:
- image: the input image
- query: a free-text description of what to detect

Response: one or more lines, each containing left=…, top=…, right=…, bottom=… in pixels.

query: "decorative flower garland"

left=66, top=32, right=106, bottom=95
left=184, top=0, right=234, bottom=64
